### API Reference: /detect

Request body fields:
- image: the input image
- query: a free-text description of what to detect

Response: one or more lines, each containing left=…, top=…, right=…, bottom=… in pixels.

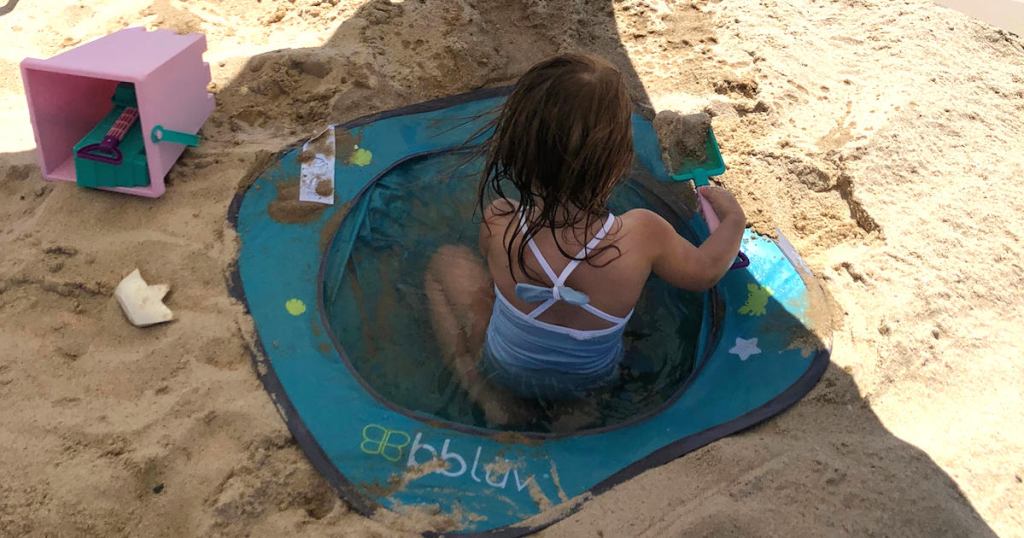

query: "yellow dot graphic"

left=349, top=147, right=373, bottom=167
left=285, top=298, right=307, bottom=316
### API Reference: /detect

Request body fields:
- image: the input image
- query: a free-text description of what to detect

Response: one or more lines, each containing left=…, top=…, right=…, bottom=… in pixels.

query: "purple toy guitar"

left=76, top=107, right=139, bottom=165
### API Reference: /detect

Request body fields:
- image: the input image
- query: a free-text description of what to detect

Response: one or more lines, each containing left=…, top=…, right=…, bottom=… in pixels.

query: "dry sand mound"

left=0, top=0, right=1022, bottom=536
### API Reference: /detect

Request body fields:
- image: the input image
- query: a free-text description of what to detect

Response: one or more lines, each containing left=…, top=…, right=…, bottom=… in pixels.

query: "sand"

left=654, top=110, right=712, bottom=171
left=1, top=0, right=1022, bottom=536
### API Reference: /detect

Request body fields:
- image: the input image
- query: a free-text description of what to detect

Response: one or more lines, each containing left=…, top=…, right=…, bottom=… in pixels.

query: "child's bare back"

left=481, top=188, right=745, bottom=332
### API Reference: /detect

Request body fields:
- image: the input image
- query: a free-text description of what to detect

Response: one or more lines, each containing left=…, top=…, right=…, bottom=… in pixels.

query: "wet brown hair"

left=477, top=53, right=635, bottom=283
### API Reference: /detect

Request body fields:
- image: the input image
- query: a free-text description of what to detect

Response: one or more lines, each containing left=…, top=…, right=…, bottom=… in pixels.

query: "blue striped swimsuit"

left=481, top=212, right=633, bottom=400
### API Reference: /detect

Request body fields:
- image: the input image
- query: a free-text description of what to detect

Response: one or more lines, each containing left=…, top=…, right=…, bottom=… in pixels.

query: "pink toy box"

left=20, top=27, right=215, bottom=198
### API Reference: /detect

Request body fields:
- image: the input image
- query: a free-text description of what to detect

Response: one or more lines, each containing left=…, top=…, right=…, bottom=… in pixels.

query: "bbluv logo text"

left=360, top=424, right=541, bottom=491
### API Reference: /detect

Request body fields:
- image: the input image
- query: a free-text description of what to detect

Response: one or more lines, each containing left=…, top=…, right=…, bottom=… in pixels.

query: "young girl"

left=425, top=54, right=745, bottom=423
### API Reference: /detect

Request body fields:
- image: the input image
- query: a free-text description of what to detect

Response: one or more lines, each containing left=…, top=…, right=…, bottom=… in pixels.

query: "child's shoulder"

left=617, top=207, right=672, bottom=230
left=481, top=201, right=672, bottom=235
left=484, top=198, right=519, bottom=217
left=616, top=208, right=678, bottom=255
left=480, top=199, right=519, bottom=244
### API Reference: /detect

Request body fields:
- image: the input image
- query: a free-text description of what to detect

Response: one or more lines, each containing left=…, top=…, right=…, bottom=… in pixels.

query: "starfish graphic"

left=729, top=337, right=761, bottom=361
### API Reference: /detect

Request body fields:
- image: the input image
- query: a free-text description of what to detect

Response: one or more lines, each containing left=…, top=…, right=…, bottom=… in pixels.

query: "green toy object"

left=150, top=124, right=200, bottom=147
left=669, top=127, right=726, bottom=187
left=73, top=83, right=150, bottom=189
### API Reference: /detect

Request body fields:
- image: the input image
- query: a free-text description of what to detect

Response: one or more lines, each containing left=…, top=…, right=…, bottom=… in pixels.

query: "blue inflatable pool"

left=229, top=87, right=830, bottom=535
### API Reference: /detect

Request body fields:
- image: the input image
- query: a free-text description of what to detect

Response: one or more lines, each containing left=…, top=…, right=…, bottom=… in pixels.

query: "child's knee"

left=429, top=245, right=482, bottom=281
left=428, top=244, right=471, bottom=272
left=437, top=244, right=475, bottom=263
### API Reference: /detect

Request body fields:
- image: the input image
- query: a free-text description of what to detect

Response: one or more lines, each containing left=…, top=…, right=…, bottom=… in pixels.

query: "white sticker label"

left=299, top=126, right=336, bottom=205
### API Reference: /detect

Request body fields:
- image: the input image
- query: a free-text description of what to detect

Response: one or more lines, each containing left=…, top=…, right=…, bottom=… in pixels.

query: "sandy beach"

left=1, top=0, right=1022, bottom=536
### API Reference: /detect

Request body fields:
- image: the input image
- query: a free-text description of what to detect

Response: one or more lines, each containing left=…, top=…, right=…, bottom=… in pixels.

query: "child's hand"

left=699, top=186, right=745, bottom=223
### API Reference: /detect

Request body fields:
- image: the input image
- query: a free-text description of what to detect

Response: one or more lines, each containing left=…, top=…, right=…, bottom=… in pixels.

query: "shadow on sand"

left=0, top=0, right=20, bottom=17
left=0, top=0, right=996, bottom=535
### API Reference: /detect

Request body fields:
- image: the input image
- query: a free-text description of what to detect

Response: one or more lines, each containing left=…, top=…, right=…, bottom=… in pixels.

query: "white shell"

left=114, top=269, right=173, bottom=327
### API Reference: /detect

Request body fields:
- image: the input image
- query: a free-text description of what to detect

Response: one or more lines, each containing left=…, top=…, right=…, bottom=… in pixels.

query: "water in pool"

left=322, top=151, right=705, bottom=434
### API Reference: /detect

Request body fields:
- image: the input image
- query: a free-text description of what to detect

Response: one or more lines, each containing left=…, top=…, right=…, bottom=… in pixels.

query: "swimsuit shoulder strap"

left=518, top=211, right=616, bottom=286
left=553, top=212, right=616, bottom=285
left=517, top=211, right=560, bottom=284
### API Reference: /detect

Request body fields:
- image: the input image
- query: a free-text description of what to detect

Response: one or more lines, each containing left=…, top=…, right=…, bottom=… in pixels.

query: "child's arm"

left=644, top=186, right=746, bottom=291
